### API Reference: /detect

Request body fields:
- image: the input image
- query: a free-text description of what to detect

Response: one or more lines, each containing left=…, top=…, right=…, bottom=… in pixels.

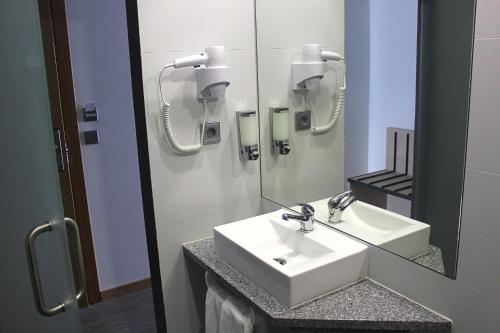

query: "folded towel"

left=205, top=272, right=229, bottom=333
left=219, top=295, right=255, bottom=333
left=205, top=271, right=267, bottom=333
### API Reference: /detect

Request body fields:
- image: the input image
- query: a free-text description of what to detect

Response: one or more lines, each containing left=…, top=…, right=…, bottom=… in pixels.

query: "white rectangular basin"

left=213, top=210, right=368, bottom=307
left=309, top=199, right=430, bottom=259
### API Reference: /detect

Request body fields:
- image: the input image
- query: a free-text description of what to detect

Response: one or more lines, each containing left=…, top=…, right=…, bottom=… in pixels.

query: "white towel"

left=205, top=272, right=229, bottom=333
left=219, top=295, right=255, bottom=333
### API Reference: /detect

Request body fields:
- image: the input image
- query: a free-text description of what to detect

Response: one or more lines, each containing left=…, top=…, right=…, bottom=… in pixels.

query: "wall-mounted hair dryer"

left=292, top=44, right=343, bottom=90
left=158, top=46, right=230, bottom=154
left=291, top=44, right=346, bottom=135
left=172, top=52, right=209, bottom=68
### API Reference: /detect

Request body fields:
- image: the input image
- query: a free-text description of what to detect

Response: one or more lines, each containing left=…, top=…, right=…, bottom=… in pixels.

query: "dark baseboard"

left=100, top=277, right=152, bottom=301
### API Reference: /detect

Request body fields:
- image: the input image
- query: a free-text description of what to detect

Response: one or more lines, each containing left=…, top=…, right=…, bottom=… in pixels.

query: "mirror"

left=257, top=0, right=469, bottom=278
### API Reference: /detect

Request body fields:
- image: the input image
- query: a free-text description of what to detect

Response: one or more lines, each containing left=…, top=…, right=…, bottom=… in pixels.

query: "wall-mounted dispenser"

left=291, top=44, right=346, bottom=135
left=158, top=46, right=230, bottom=155
left=236, top=111, right=259, bottom=160
left=271, top=107, right=290, bottom=155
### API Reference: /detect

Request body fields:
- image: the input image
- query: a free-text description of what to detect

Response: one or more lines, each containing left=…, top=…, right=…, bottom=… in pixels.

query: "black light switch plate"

left=83, top=130, right=99, bottom=145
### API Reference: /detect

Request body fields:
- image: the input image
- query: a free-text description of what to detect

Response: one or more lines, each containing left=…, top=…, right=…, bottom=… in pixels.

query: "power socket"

left=295, top=110, right=311, bottom=131
left=201, top=122, right=221, bottom=145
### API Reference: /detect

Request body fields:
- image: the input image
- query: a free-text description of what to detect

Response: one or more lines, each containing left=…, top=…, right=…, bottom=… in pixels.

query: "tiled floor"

left=80, top=289, right=156, bottom=333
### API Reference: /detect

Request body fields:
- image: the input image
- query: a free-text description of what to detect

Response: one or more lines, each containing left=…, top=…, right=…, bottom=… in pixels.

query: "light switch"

left=83, top=130, right=99, bottom=145
left=83, top=102, right=98, bottom=122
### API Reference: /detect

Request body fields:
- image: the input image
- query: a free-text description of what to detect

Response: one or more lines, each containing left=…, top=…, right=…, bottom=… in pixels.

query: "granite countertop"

left=413, top=245, right=445, bottom=274
left=183, top=237, right=451, bottom=332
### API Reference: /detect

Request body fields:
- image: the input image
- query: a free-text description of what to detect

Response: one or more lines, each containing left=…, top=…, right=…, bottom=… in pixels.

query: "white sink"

left=213, top=210, right=368, bottom=307
left=308, top=199, right=430, bottom=259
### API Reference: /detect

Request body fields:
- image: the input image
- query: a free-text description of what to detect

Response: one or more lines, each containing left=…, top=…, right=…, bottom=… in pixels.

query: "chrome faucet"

left=328, top=191, right=356, bottom=223
left=282, top=203, right=315, bottom=233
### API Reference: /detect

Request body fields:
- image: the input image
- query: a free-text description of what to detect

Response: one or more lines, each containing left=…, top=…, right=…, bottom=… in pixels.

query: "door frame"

left=37, top=0, right=101, bottom=305
left=125, top=1, right=168, bottom=331
left=38, top=0, right=167, bottom=328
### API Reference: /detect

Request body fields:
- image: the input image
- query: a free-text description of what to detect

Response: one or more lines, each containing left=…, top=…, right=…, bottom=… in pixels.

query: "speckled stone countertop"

left=413, top=245, right=445, bottom=274
left=183, top=237, right=451, bottom=332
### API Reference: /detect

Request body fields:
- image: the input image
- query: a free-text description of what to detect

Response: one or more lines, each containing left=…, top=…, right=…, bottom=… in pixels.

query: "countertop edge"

left=183, top=238, right=451, bottom=331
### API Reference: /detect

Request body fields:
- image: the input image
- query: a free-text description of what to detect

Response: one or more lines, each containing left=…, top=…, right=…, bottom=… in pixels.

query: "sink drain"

left=273, top=257, right=287, bottom=265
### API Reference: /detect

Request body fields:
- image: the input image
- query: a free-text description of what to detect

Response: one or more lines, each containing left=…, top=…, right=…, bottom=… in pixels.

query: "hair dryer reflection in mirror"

left=291, top=44, right=346, bottom=135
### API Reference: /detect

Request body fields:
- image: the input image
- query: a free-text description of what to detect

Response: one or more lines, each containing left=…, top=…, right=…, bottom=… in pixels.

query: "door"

left=0, top=0, right=83, bottom=332
left=38, top=0, right=101, bottom=305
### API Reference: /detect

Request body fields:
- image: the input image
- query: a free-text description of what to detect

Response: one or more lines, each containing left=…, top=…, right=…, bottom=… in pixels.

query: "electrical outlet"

left=201, top=122, right=221, bottom=145
left=295, top=110, right=311, bottom=131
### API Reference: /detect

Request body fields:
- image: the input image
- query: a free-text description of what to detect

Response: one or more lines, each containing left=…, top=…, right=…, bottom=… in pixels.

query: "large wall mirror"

left=257, top=0, right=473, bottom=278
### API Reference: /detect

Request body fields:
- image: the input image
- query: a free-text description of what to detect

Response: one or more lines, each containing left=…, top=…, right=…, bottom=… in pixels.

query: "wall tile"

left=141, top=50, right=258, bottom=142
left=367, top=9, right=500, bottom=330
left=148, top=135, right=260, bottom=222
left=256, top=0, right=344, bottom=51
left=138, top=0, right=255, bottom=53
left=466, top=39, right=500, bottom=173
left=155, top=196, right=263, bottom=295
left=475, top=0, right=500, bottom=39
left=457, top=169, right=500, bottom=298
left=451, top=282, right=500, bottom=333
left=368, top=244, right=500, bottom=332
left=164, top=288, right=201, bottom=333
left=142, top=51, right=260, bottom=223
left=141, top=52, right=202, bottom=141
left=157, top=198, right=265, bottom=332
left=367, top=245, right=456, bottom=318
left=137, top=1, right=262, bottom=330
left=257, top=42, right=345, bottom=206
left=138, top=1, right=500, bottom=333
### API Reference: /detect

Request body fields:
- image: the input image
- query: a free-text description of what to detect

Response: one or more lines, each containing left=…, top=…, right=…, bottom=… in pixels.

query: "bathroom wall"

left=258, top=0, right=346, bottom=206
left=345, top=0, right=417, bottom=216
left=367, top=0, right=417, bottom=172
left=65, top=0, right=150, bottom=291
left=136, top=0, right=264, bottom=331
left=345, top=1, right=370, bottom=179
left=346, top=0, right=417, bottom=176
left=135, top=1, right=500, bottom=332
left=369, top=0, right=500, bottom=331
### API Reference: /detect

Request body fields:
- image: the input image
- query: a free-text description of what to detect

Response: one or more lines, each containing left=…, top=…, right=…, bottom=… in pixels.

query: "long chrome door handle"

left=25, top=222, right=66, bottom=316
left=25, top=218, right=87, bottom=316
left=64, top=217, right=86, bottom=302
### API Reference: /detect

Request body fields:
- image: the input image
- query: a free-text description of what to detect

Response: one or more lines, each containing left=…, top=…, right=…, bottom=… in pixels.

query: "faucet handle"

left=297, top=203, right=315, bottom=217
left=328, top=190, right=352, bottom=209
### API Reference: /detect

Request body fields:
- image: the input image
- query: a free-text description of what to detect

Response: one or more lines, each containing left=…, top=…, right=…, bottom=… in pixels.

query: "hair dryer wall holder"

left=291, top=62, right=326, bottom=90
left=195, top=66, right=230, bottom=99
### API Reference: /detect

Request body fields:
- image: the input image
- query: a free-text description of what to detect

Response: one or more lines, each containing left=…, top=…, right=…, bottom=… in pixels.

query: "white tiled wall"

left=257, top=0, right=346, bottom=206
left=457, top=0, right=500, bottom=300
left=465, top=40, right=500, bottom=174
left=368, top=1, right=500, bottom=331
left=137, top=0, right=500, bottom=331
left=136, top=1, right=264, bottom=331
